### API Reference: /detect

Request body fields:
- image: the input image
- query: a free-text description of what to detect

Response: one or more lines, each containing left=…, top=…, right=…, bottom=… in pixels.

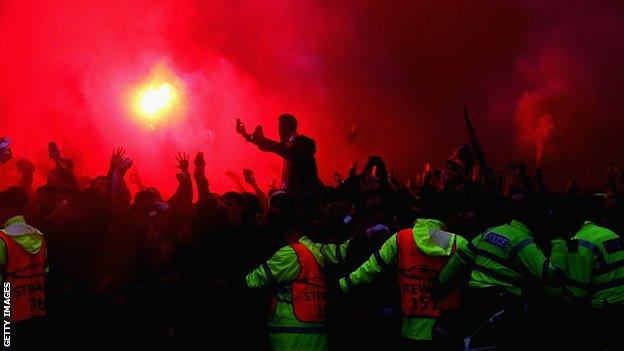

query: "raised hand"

left=119, top=157, right=133, bottom=173
left=110, top=147, right=126, bottom=170
left=175, top=152, right=190, bottom=174
left=226, top=170, right=246, bottom=192
left=252, top=125, right=264, bottom=140
left=236, top=118, right=247, bottom=135
left=225, top=170, right=242, bottom=183
left=194, top=152, right=206, bottom=172
left=48, top=141, right=61, bottom=162
left=243, top=168, right=257, bottom=187
left=236, top=118, right=253, bottom=141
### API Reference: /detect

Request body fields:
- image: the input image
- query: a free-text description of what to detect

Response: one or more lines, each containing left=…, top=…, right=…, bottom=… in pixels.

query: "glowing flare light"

left=139, top=83, right=174, bottom=116
left=127, top=63, right=186, bottom=129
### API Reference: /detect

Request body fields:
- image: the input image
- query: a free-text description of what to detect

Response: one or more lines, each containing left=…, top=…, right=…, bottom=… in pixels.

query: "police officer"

left=555, top=197, right=624, bottom=350
left=438, top=197, right=566, bottom=349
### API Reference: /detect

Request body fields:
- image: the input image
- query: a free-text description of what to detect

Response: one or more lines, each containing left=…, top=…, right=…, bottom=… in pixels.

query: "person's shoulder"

left=293, top=135, right=316, bottom=152
left=294, top=134, right=316, bottom=144
left=592, top=225, right=619, bottom=243
left=484, top=224, right=507, bottom=236
left=273, top=244, right=297, bottom=258
left=454, top=233, right=469, bottom=245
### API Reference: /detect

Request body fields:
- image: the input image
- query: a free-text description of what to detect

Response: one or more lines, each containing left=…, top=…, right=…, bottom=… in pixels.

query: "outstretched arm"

left=225, top=170, right=247, bottom=193
left=109, top=147, right=132, bottom=215
left=193, top=152, right=211, bottom=202
left=48, top=141, right=79, bottom=190
left=251, top=132, right=290, bottom=158
left=237, top=118, right=310, bottom=161
left=246, top=246, right=300, bottom=289
left=339, top=233, right=398, bottom=292
left=243, top=168, right=268, bottom=210
left=169, top=152, right=193, bottom=206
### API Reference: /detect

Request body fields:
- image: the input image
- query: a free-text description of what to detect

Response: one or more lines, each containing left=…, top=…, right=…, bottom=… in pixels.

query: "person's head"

left=267, top=191, right=301, bottom=234
left=502, top=194, right=544, bottom=234
left=88, top=176, right=109, bottom=197
left=268, top=191, right=289, bottom=221
left=361, top=156, right=388, bottom=192
left=448, top=144, right=474, bottom=172
left=278, top=113, right=298, bottom=142
left=240, top=192, right=263, bottom=226
left=549, top=196, right=589, bottom=239
left=130, top=189, right=158, bottom=215
left=325, top=185, right=353, bottom=218
left=420, top=192, right=463, bottom=228
left=220, top=191, right=244, bottom=227
left=0, top=187, right=28, bottom=225
left=29, top=184, right=74, bottom=220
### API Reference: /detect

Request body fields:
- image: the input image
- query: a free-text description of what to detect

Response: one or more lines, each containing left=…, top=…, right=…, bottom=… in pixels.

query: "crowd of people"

left=0, top=113, right=623, bottom=350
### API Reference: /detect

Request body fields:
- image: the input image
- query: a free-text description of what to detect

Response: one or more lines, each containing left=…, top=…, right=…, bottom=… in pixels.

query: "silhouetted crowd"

left=0, top=125, right=623, bottom=350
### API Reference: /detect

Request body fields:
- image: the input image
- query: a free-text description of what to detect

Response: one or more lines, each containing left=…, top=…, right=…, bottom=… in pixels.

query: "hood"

left=413, top=218, right=455, bottom=257
left=1, top=216, right=44, bottom=254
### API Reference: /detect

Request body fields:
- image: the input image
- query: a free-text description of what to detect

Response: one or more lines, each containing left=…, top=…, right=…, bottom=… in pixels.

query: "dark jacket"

left=251, top=134, right=321, bottom=195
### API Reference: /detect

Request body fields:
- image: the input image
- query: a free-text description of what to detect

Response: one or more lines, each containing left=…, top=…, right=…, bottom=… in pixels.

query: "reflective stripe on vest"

left=397, top=229, right=459, bottom=318
left=289, top=243, right=327, bottom=323
left=0, top=231, right=46, bottom=322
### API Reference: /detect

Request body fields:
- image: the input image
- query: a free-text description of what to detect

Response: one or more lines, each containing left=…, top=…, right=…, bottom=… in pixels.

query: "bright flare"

left=139, top=83, right=174, bottom=116
left=128, top=63, right=186, bottom=128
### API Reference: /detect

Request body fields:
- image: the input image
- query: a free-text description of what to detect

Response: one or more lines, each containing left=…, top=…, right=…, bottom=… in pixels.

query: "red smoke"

left=514, top=49, right=575, bottom=165
left=1, top=0, right=624, bottom=194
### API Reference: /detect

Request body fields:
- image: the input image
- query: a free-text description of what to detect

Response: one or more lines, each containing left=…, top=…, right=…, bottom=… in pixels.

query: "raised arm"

left=225, top=170, right=247, bottom=193
left=169, top=152, right=193, bottom=206
left=48, top=141, right=79, bottom=190
left=110, top=148, right=132, bottom=215
left=193, top=152, right=211, bottom=202
left=238, top=120, right=309, bottom=161
left=243, top=168, right=268, bottom=210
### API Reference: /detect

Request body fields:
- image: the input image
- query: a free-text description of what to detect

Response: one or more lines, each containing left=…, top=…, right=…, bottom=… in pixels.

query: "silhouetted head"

left=549, top=196, right=590, bottom=239
left=220, top=191, right=244, bottom=227
left=420, top=192, right=465, bottom=229
left=241, top=192, right=263, bottom=226
left=268, top=191, right=292, bottom=224
left=0, top=187, right=28, bottom=225
left=278, top=113, right=297, bottom=143
left=29, top=184, right=74, bottom=221
left=89, top=176, right=109, bottom=197
left=130, top=188, right=158, bottom=216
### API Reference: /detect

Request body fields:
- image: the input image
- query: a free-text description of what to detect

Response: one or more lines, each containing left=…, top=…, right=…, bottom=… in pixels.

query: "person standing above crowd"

left=236, top=114, right=321, bottom=196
